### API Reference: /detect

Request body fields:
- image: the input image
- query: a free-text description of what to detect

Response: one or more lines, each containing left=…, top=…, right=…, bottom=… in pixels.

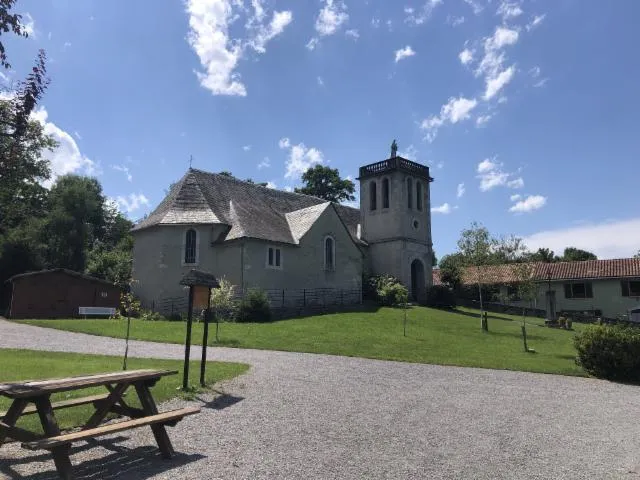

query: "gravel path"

left=1, top=319, right=640, bottom=479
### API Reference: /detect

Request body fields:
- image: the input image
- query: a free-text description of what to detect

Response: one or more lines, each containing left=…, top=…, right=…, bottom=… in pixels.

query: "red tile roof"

left=433, top=258, right=640, bottom=286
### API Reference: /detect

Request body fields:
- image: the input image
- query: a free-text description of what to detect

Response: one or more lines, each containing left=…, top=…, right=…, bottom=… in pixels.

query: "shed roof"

left=179, top=269, right=220, bottom=288
left=8, top=269, right=117, bottom=287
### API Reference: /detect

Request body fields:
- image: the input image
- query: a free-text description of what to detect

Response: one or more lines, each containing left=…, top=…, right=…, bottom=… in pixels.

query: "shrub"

left=237, top=289, right=272, bottom=322
left=368, top=275, right=408, bottom=306
left=574, top=324, right=640, bottom=381
left=211, top=277, right=238, bottom=321
left=139, top=309, right=165, bottom=322
left=426, top=285, right=456, bottom=308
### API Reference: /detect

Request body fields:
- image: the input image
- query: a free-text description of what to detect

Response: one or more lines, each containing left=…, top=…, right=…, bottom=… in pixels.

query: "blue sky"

left=4, top=0, right=639, bottom=259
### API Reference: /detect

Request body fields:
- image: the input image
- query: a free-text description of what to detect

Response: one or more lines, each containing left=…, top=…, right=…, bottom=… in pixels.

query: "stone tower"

left=358, top=143, right=434, bottom=302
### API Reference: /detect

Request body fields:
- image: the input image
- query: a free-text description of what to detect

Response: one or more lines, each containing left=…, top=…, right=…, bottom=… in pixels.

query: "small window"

left=370, top=181, right=377, bottom=211
left=621, top=280, right=640, bottom=297
left=100, top=291, right=108, bottom=298
left=564, top=282, right=593, bottom=299
left=382, top=178, right=390, bottom=209
left=407, top=178, right=413, bottom=209
left=416, top=181, right=423, bottom=211
left=324, top=236, right=335, bottom=271
left=184, top=229, right=197, bottom=264
left=507, top=285, right=520, bottom=301
left=266, top=246, right=283, bottom=269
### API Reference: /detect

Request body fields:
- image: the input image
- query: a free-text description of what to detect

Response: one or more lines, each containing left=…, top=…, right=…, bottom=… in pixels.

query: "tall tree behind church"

left=295, top=165, right=355, bottom=203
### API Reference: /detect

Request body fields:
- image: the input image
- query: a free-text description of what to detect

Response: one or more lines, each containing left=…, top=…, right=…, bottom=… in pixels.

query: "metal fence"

left=149, top=287, right=363, bottom=319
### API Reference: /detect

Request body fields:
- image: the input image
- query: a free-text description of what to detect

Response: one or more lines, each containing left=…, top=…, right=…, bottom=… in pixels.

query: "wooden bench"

left=0, top=369, right=201, bottom=480
left=78, top=306, right=117, bottom=318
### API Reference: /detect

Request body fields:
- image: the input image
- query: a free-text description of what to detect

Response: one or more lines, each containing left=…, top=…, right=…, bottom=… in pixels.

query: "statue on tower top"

left=390, top=139, right=398, bottom=158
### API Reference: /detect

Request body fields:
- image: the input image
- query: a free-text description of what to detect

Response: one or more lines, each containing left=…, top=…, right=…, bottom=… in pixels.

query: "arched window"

left=382, top=178, right=390, bottom=208
left=370, top=181, right=377, bottom=211
left=184, top=229, right=197, bottom=264
left=416, top=181, right=423, bottom=211
left=324, top=236, right=335, bottom=271
left=407, top=178, right=413, bottom=209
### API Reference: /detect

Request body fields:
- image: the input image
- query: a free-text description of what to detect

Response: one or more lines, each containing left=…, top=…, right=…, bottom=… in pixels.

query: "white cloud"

left=112, top=164, right=132, bottom=182
left=315, top=0, right=348, bottom=36
left=404, top=0, right=442, bottom=26
left=483, top=65, right=515, bottom=100
left=431, top=203, right=452, bottom=214
left=258, top=157, right=270, bottom=169
left=371, top=17, right=381, bottom=28
left=523, top=218, right=640, bottom=259
left=463, top=0, right=484, bottom=15
left=62, top=41, right=71, bottom=50
left=265, top=181, right=277, bottom=189
left=476, top=114, right=493, bottom=126
left=284, top=186, right=293, bottom=192
left=420, top=96, right=478, bottom=142
left=395, top=45, right=416, bottom=63
left=510, top=193, right=521, bottom=202
left=114, top=193, right=150, bottom=213
left=533, top=78, right=548, bottom=88
left=507, top=177, right=524, bottom=189
left=279, top=138, right=324, bottom=178
left=21, top=12, right=35, bottom=37
left=398, top=144, right=418, bottom=161
left=459, top=48, right=473, bottom=65
left=529, top=66, right=541, bottom=78
left=73, top=131, right=82, bottom=140
left=497, top=2, right=523, bottom=21
left=242, top=144, right=251, bottom=151
left=457, top=183, right=465, bottom=198
left=526, top=14, right=546, bottom=31
left=447, top=15, right=465, bottom=27
left=31, top=107, right=97, bottom=187
left=509, top=194, right=546, bottom=213
left=185, top=0, right=292, bottom=97
left=476, top=157, right=523, bottom=191
left=345, top=29, right=359, bottom=39
left=317, top=76, right=324, bottom=86
left=278, top=137, right=291, bottom=149
left=306, top=38, right=319, bottom=50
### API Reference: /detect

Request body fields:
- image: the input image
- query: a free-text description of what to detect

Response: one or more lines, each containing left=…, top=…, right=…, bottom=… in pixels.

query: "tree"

left=528, top=247, right=557, bottom=263
left=635, top=250, right=640, bottom=259
left=438, top=253, right=464, bottom=290
left=0, top=0, right=28, bottom=69
left=42, top=175, right=105, bottom=271
left=457, top=222, right=497, bottom=323
left=561, top=247, right=597, bottom=262
left=294, top=165, right=355, bottom=203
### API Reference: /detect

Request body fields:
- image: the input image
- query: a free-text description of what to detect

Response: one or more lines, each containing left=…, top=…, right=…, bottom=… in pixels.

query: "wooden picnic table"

left=0, top=369, right=200, bottom=480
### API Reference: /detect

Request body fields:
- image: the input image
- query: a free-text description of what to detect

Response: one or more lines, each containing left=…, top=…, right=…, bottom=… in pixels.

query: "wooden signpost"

left=179, top=270, right=220, bottom=391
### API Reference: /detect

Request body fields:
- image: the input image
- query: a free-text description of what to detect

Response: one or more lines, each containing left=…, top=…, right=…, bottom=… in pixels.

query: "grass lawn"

left=0, top=349, right=249, bottom=433
left=21, top=307, right=585, bottom=377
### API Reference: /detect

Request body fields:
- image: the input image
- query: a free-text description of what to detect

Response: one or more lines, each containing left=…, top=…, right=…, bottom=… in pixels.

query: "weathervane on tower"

left=391, top=139, right=398, bottom=159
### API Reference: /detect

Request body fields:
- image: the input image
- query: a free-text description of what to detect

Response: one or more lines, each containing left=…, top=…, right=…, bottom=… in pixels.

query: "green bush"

left=426, top=285, right=456, bottom=308
left=139, top=309, right=165, bottom=322
left=237, top=289, right=272, bottom=323
left=368, top=275, right=408, bottom=306
left=574, top=324, right=640, bottom=381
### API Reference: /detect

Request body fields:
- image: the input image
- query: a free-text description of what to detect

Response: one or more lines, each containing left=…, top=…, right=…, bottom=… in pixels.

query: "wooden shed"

left=8, top=269, right=120, bottom=319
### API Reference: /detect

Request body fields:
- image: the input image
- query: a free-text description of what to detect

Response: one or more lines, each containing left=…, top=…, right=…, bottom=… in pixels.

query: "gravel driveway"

left=1, top=319, right=640, bottom=479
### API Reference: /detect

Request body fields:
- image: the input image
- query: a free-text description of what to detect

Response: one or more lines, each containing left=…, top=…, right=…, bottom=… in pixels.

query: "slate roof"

left=432, top=258, right=640, bottom=285
left=133, top=169, right=364, bottom=246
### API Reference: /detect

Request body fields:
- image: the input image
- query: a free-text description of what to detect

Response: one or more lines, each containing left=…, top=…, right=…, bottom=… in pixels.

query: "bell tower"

left=357, top=141, right=434, bottom=302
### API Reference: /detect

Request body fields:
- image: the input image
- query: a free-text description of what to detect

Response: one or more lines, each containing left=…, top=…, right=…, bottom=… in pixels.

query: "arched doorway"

left=410, top=259, right=425, bottom=302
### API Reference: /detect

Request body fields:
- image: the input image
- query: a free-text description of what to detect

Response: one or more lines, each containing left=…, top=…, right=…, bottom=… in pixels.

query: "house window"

left=621, top=279, right=640, bottom=297
left=564, top=282, right=593, bottom=299
left=100, top=291, right=108, bottom=298
left=370, top=181, right=377, bottom=211
left=184, top=229, right=197, bottom=264
left=382, top=178, right=390, bottom=209
left=506, top=285, right=520, bottom=301
left=416, top=181, right=423, bottom=211
left=266, top=246, right=282, bottom=269
left=324, top=236, right=335, bottom=271
left=407, top=178, right=413, bottom=208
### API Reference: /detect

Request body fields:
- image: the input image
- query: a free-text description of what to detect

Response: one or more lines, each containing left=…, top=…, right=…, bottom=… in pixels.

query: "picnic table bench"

left=0, top=369, right=200, bottom=479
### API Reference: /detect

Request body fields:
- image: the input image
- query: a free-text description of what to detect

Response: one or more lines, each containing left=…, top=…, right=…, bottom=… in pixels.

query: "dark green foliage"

left=574, top=324, right=640, bottom=381
left=368, top=275, right=408, bottom=306
left=561, top=247, right=597, bottom=262
left=237, top=289, right=272, bottom=322
left=426, top=285, right=456, bottom=308
left=294, top=165, right=356, bottom=202
left=0, top=0, right=29, bottom=69
left=438, top=253, right=464, bottom=289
